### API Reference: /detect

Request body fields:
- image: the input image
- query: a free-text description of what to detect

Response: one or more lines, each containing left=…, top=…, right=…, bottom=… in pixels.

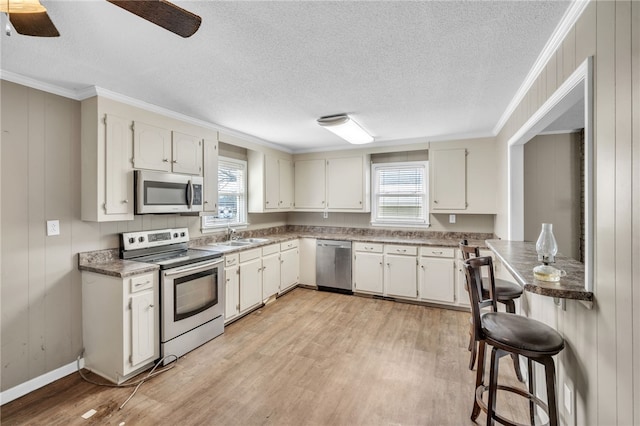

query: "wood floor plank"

left=1, top=288, right=531, bottom=425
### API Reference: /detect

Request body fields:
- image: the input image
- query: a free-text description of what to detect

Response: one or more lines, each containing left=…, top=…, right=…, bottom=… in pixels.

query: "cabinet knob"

left=172, top=160, right=177, bottom=163
left=123, top=199, right=129, bottom=204
left=149, top=304, right=154, bottom=308
left=434, top=200, right=438, bottom=204
left=204, top=201, right=209, bottom=204
left=163, top=158, right=169, bottom=162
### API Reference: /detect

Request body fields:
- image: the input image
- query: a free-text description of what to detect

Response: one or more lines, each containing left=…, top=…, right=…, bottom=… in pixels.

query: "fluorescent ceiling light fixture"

left=317, top=114, right=374, bottom=145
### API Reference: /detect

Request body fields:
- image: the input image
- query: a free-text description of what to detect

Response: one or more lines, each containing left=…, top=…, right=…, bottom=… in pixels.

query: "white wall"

left=495, top=2, right=640, bottom=424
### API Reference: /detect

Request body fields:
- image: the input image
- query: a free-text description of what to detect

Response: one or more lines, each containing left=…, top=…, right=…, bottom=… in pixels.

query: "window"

left=371, top=161, right=429, bottom=227
left=202, top=157, right=247, bottom=229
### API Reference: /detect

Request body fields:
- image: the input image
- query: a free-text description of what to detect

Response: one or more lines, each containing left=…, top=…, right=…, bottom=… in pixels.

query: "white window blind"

left=202, top=157, right=247, bottom=228
left=371, top=161, right=429, bottom=227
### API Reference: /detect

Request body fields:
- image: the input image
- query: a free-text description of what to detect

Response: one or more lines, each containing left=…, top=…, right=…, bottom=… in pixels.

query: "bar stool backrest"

left=459, top=239, right=480, bottom=260
left=463, top=256, right=498, bottom=343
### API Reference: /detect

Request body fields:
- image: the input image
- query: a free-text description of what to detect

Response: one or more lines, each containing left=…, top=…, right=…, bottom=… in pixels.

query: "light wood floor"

left=1, top=288, right=531, bottom=425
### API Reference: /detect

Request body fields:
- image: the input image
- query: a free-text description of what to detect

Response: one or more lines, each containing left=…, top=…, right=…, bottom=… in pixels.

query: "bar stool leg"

left=469, top=329, right=477, bottom=370
left=486, top=347, right=504, bottom=426
left=471, top=340, right=486, bottom=421
left=542, top=356, right=559, bottom=426
left=527, top=358, right=536, bottom=426
left=504, top=300, right=524, bottom=382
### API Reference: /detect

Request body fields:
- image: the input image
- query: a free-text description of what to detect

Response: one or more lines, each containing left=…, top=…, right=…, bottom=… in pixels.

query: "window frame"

left=370, top=160, right=430, bottom=228
left=201, top=156, right=248, bottom=231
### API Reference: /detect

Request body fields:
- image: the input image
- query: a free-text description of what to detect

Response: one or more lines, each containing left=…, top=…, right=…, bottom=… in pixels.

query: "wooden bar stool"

left=459, top=240, right=524, bottom=381
left=463, top=256, right=564, bottom=426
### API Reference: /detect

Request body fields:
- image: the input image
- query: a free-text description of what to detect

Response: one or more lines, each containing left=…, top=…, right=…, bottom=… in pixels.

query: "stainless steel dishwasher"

left=316, top=240, right=352, bottom=294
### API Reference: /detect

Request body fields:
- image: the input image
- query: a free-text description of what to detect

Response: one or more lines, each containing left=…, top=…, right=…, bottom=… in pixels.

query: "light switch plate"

left=564, top=383, right=572, bottom=414
left=449, top=214, right=456, bottom=224
left=47, top=220, right=60, bottom=236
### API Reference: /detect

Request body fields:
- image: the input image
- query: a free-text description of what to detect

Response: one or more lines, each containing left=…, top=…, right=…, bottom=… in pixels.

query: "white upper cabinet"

left=429, top=139, right=497, bottom=214
left=294, top=155, right=370, bottom=212
left=248, top=152, right=294, bottom=212
left=172, top=131, right=203, bottom=175
left=430, top=148, right=467, bottom=210
left=202, top=138, right=218, bottom=213
left=294, top=159, right=326, bottom=209
left=132, top=123, right=203, bottom=176
left=326, top=156, right=367, bottom=210
left=81, top=99, right=134, bottom=222
left=132, top=121, right=171, bottom=172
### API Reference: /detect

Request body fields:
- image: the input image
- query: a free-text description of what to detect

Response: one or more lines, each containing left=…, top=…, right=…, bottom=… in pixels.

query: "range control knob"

left=173, top=233, right=179, bottom=238
left=128, top=237, right=135, bottom=244
left=138, top=236, right=145, bottom=243
left=180, top=232, right=186, bottom=237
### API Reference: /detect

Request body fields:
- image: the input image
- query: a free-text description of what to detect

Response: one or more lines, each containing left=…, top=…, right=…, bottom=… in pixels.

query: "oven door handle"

left=163, top=259, right=223, bottom=277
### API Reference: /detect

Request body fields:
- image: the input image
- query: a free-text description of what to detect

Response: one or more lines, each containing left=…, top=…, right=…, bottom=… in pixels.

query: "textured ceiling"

left=1, top=1, right=572, bottom=152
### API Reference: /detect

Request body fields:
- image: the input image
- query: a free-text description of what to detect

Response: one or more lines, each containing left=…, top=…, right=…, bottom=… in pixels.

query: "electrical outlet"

left=47, top=220, right=60, bottom=236
left=323, top=211, right=328, bottom=219
left=449, top=214, right=456, bottom=224
left=564, top=383, right=573, bottom=414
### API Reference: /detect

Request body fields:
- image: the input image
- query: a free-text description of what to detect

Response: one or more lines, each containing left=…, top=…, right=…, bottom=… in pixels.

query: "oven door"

left=161, top=258, right=224, bottom=343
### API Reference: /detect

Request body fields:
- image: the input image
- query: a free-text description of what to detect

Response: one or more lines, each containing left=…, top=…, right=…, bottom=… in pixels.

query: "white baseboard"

left=1, top=358, right=84, bottom=405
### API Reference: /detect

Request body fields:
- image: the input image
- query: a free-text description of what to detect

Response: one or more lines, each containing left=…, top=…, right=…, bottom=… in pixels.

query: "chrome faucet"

left=226, top=223, right=237, bottom=242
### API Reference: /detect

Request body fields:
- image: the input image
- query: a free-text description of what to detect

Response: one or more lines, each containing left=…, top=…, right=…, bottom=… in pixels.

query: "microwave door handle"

left=187, top=180, right=193, bottom=209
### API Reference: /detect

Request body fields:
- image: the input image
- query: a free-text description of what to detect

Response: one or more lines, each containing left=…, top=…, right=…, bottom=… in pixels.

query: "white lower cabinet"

left=262, top=244, right=281, bottom=300
left=352, top=243, right=384, bottom=294
left=419, top=247, right=456, bottom=304
left=224, top=254, right=240, bottom=323
left=81, top=271, right=159, bottom=384
left=280, top=240, right=300, bottom=294
left=384, top=245, right=418, bottom=299
left=239, top=249, right=263, bottom=313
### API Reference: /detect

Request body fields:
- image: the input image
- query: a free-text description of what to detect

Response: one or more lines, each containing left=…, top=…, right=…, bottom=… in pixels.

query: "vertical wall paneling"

left=556, top=48, right=565, bottom=92
left=595, top=1, right=617, bottom=424
left=614, top=1, right=633, bottom=424
left=632, top=3, right=640, bottom=424
left=547, top=53, right=558, bottom=101
left=1, top=83, right=31, bottom=387
left=562, top=27, right=577, bottom=81
left=575, top=2, right=597, bottom=65
left=27, top=88, right=47, bottom=379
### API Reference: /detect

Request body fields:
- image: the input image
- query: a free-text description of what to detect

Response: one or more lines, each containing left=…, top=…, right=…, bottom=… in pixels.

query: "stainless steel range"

left=120, top=228, right=224, bottom=363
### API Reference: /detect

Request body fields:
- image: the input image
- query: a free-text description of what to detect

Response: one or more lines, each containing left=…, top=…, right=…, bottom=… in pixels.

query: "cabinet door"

left=203, top=138, right=218, bottom=213
left=225, top=266, right=239, bottom=322
left=133, top=121, right=171, bottom=172
left=384, top=254, right=417, bottom=298
left=353, top=252, right=383, bottom=294
left=431, top=148, right=466, bottom=210
left=130, top=290, right=156, bottom=366
left=326, top=157, right=364, bottom=210
left=278, top=159, right=294, bottom=209
left=419, top=257, right=455, bottom=303
left=280, top=248, right=299, bottom=293
left=456, top=259, right=471, bottom=307
left=239, top=258, right=262, bottom=312
left=104, top=114, right=134, bottom=216
left=294, top=159, right=326, bottom=209
left=264, top=156, right=280, bottom=210
left=172, top=131, right=203, bottom=175
left=262, top=252, right=281, bottom=299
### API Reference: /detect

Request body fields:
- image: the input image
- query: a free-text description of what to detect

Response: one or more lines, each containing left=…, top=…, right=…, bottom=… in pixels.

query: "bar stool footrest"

left=475, top=383, right=551, bottom=426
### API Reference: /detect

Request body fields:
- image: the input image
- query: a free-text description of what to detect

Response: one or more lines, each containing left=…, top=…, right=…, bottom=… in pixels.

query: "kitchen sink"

left=236, top=238, right=270, bottom=244
left=206, top=238, right=269, bottom=252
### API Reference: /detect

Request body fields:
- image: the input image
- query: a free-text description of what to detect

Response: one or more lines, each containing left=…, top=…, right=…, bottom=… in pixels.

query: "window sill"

left=370, top=222, right=430, bottom=229
left=201, top=223, right=249, bottom=234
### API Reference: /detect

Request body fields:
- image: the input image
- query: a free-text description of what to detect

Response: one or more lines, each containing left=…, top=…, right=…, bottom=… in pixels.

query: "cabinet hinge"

left=128, top=300, right=132, bottom=310
left=103, top=115, right=108, bottom=125
left=129, top=355, right=133, bottom=364
left=465, top=202, right=469, bottom=208
left=465, top=149, right=469, bottom=156
left=131, top=122, right=135, bottom=131
left=102, top=202, right=107, bottom=213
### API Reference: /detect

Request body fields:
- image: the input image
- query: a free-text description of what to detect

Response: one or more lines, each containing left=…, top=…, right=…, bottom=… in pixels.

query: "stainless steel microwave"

left=135, top=170, right=204, bottom=214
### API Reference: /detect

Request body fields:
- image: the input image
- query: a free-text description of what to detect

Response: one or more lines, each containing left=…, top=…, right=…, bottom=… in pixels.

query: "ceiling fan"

left=1, top=0, right=202, bottom=38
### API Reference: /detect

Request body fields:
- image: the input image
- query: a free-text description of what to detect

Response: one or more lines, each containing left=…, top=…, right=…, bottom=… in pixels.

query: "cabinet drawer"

left=280, top=239, right=299, bottom=251
left=225, top=254, right=239, bottom=267
left=130, top=273, right=154, bottom=293
left=420, top=247, right=455, bottom=258
left=262, top=244, right=280, bottom=256
left=239, top=248, right=261, bottom=263
left=354, top=242, right=383, bottom=253
left=384, top=245, right=417, bottom=256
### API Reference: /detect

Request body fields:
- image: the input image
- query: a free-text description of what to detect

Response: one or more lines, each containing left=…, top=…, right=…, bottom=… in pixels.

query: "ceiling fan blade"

left=106, top=0, right=202, bottom=38
left=9, top=11, right=60, bottom=37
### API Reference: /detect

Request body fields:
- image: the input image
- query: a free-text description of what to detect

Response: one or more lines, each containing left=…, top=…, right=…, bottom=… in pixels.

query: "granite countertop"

left=485, top=239, right=593, bottom=303
left=78, top=248, right=159, bottom=278
left=78, top=227, right=493, bottom=277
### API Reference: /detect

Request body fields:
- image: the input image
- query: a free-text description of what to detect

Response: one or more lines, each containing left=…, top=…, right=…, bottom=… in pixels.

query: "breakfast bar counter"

left=485, top=239, right=593, bottom=303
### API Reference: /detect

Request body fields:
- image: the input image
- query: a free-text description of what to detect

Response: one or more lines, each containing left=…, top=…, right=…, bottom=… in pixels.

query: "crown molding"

left=0, top=70, right=86, bottom=100
left=492, top=0, right=591, bottom=136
